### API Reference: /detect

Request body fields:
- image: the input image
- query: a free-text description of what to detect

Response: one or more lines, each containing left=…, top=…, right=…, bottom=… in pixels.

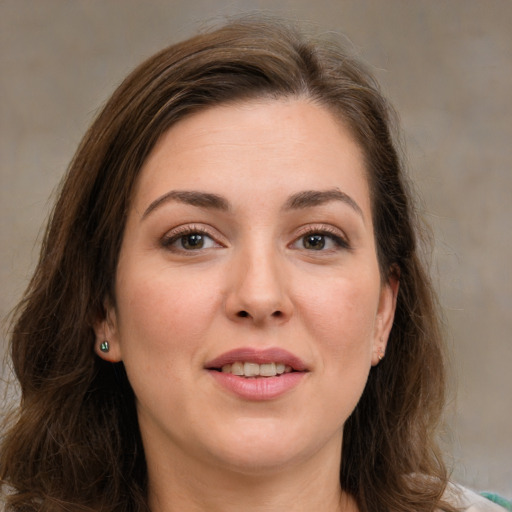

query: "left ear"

left=371, top=269, right=399, bottom=366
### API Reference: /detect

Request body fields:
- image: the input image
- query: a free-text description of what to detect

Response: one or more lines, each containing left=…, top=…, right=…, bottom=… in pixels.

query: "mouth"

left=205, top=348, right=308, bottom=400
left=204, top=347, right=308, bottom=378
left=213, top=361, right=294, bottom=377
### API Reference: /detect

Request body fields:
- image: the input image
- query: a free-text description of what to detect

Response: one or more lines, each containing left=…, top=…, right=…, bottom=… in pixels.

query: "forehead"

left=134, top=98, right=371, bottom=215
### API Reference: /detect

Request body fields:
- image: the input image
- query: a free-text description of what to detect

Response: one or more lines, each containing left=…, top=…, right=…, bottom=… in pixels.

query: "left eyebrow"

left=283, top=188, right=364, bottom=221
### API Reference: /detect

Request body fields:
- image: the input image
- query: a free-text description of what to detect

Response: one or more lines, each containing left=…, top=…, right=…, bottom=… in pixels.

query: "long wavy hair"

left=1, top=17, right=455, bottom=512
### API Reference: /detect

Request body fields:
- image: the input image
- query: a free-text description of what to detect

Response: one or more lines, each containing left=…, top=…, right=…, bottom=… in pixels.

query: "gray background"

left=1, top=0, right=510, bottom=497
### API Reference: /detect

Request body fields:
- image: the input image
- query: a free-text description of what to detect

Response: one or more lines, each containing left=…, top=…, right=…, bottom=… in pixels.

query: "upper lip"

left=204, top=347, right=308, bottom=372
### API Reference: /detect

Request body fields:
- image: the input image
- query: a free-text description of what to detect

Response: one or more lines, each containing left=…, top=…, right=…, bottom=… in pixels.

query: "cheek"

left=297, top=273, right=380, bottom=361
left=113, top=268, right=225, bottom=419
left=292, top=274, right=380, bottom=432
left=115, top=265, right=223, bottom=359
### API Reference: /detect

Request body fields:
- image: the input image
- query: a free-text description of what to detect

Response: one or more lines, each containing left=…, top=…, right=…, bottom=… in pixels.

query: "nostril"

left=234, top=309, right=284, bottom=320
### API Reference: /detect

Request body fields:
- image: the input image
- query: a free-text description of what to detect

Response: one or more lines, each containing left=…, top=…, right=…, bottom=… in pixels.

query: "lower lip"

left=208, top=370, right=306, bottom=400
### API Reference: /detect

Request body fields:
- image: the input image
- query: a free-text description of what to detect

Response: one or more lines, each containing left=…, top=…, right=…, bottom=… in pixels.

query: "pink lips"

left=204, top=347, right=308, bottom=401
left=205, top=347, right=308, bottom=371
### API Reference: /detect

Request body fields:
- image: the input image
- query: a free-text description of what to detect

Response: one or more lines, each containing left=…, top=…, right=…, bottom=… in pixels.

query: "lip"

left=204, top=347, right=308, bottom=372
left=204, top=347, right=309, bottom=401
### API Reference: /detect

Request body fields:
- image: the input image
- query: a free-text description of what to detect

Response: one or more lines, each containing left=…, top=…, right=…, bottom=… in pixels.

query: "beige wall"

left=1, top=0, right=510, bottom=496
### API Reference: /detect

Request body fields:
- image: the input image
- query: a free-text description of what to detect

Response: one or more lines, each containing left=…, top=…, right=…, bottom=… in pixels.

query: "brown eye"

left=303, top=234, right=326, bottom=250
left=162, top=230, right=218, bottom=251
left=291, top=229, right=350, bottom=252
left=181, top=233, right=206, bottom=250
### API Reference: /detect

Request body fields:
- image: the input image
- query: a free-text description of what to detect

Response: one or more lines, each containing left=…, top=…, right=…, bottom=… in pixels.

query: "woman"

left=1, top=17, right=508, bottom=512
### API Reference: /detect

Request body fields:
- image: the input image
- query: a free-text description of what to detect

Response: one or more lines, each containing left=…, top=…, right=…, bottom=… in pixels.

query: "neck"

left=146, top=441, right=357, bottom=512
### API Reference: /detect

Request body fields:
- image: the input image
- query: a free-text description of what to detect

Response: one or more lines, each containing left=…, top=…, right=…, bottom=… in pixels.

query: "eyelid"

left=160, top=223, right=226, bottom=250
left=291, top=223, right=351, bottom=250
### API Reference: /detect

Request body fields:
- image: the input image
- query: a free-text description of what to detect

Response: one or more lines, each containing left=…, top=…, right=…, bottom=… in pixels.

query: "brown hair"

left=1, top=17, right=454, bottom=512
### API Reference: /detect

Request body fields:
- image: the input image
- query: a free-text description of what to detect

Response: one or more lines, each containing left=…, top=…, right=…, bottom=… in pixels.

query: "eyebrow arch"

left=142, top=190, right=230, bottom=219
left=283, top=188, right=364, bottom=219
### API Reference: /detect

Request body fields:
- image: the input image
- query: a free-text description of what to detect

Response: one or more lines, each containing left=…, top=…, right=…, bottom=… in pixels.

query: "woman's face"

left=96, top=99, right=397, bottom=476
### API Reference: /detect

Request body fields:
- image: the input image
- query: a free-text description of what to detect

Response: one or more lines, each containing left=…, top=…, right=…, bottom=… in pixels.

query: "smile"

left=204, top=347, right=308, bottom=373
left=220, top=362, right=293, bottom=377
left=205, top=347, right=308, bottom=400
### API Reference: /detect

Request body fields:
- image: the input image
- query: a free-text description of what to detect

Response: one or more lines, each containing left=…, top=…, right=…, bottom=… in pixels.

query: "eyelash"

left=161, top=225, right=220, bottom=252
left=291, top=225, right=350, bottom=252
left=160, top=224, right=350, bottom=253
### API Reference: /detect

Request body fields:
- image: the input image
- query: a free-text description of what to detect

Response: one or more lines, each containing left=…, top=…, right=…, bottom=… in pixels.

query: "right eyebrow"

left=141, top=190, right=230, bottom=220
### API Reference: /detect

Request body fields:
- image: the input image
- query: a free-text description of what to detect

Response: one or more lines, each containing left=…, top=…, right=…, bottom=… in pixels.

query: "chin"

left=208, top=445, right=306, bottom=476
left=200, top=419, right=331, bottom=475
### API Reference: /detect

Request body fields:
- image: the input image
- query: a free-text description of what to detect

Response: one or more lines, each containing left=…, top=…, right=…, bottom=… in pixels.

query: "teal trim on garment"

left=481, top=492, right=512, bottom=511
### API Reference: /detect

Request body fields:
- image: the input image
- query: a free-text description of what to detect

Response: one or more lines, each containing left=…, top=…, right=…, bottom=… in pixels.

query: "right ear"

left=93, top=302, right=123, bottom=363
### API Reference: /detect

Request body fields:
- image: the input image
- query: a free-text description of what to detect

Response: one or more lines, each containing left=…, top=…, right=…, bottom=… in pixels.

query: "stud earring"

left=100, top=341, right=110, bottom=353
left=378, top=347, right=385, bottom=361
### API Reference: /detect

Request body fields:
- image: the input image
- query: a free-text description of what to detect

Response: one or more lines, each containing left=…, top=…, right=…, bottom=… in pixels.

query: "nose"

left=225, top=245, right=293, bottom=326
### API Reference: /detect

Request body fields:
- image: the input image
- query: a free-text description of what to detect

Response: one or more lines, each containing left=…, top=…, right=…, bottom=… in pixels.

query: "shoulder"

left=443, top=483, right=511, bottom=511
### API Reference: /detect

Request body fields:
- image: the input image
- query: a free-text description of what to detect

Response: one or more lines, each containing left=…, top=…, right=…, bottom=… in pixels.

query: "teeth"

left=244, top=362, right=260, bottom=377
left=259, top=362, right=276, bottom=377
left=231, top=362, right=244, bottom=376
left=219, top=362, right=294, bottom=377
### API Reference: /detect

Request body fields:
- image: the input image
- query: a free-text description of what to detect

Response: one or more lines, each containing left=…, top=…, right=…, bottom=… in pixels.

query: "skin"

left=95, top=98, right=398, bottom=512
